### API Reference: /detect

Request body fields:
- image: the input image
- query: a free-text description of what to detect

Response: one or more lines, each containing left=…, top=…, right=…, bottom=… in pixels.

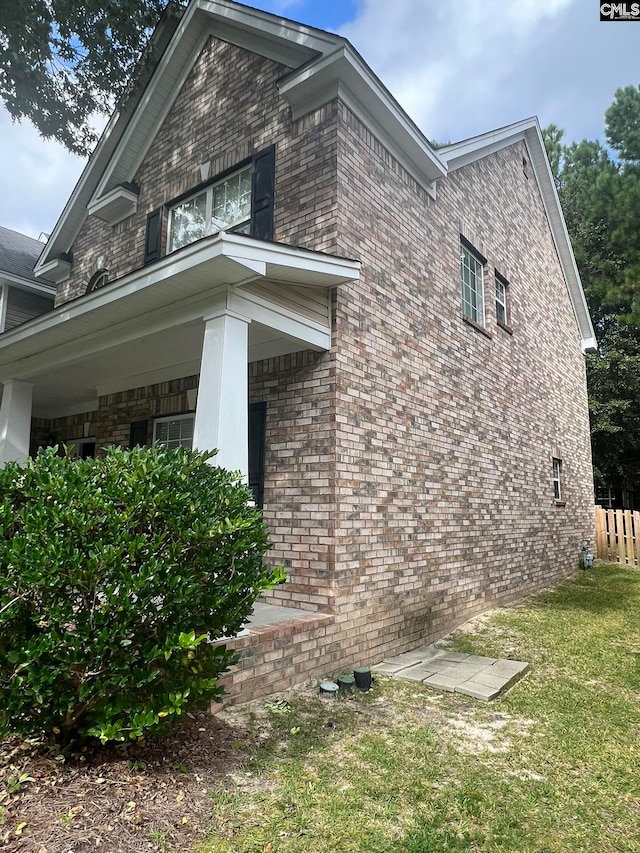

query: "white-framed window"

left=153, top=414, right=194, bottom=450
left=168, top=166, right=252, bottom=253
left=461, top=242, right=485, bottom=326
left=495, top=273, right=509, bottom=326
left=553, top=457, right=562, bottom=501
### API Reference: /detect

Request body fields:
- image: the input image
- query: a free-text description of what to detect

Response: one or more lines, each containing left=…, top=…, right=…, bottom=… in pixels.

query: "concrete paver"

left=374, top=643, right=529, bottom=701
left=396, top=665, right=439, bottom=682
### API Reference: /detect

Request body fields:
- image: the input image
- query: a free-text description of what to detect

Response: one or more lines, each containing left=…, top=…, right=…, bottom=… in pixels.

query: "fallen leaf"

left=176, top=789, right=185, bottom=803
left=15, top=822, right=27, bottom=836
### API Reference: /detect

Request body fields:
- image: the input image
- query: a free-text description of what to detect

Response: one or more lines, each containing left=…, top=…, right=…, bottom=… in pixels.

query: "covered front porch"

left=0, top=232, right=359, bottom=470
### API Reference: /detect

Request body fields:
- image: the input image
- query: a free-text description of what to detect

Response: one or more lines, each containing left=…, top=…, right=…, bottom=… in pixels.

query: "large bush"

left=0, top=445, right=284, bottom=748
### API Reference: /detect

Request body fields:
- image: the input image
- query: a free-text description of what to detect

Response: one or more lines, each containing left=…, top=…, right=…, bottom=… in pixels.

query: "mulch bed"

left=0, top=710, right=247, bottom=853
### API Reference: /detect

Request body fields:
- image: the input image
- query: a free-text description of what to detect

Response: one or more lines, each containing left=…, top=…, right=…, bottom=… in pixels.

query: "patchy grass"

left=2, top=565, right=637, bottom=852
left=205, top=564, right=640, bottom=853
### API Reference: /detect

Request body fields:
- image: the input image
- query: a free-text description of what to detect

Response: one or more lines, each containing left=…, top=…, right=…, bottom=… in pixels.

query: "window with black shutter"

left=250, top=146, right=275, bottom=241
left=129, top=419, right=149, bottom=448
left=248, top=402, right=266, bottom=508
left=143, top=209, right=162, bottom=265
left=165, top=146, right=276, bottom=258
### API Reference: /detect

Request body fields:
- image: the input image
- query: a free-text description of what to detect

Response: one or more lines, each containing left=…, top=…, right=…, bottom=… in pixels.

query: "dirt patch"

left=0, top=712, right=246, bottom=853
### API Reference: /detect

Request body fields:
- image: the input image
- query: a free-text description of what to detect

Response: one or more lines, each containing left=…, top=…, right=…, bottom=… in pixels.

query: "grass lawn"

left=206, top=564, right=640, bottom=853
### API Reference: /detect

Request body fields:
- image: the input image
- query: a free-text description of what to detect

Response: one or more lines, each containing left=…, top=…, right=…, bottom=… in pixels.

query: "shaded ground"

left=0, top=711, right=245, bottom=852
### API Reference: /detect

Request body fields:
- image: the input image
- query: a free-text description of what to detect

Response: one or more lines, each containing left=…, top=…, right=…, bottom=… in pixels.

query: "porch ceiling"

left=0, top=233, right=360, bottom=418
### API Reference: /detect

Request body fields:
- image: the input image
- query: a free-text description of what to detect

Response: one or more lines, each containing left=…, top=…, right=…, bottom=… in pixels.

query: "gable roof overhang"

left=34, top=0, right=446, bottom=278
left=3, top=233, right=360, bottom=418
left=439, top=119, right=597, bottom=353
left=33, top=0, right=346, bottom=278
left=278, top=44, right=446, bottom=195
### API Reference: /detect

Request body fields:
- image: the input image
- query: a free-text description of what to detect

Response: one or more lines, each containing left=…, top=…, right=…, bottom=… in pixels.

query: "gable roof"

left=34, top=0, right=445, bottom=279
left=32, top=0, right=594, bottom=352
left=0, top=226, right=55, bottom=290
left=439, top=119, right=597, bottom=352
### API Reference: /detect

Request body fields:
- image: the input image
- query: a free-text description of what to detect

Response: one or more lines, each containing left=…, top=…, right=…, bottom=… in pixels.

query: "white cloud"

left=340, top=0, right=638, bottom=145
left=0, top=111, right=86, bottom=239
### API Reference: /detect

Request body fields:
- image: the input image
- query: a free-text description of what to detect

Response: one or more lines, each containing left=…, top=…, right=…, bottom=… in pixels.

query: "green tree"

left=544, top=84, right=640, bottom=502
left=0, top=0, right=180, bottom=155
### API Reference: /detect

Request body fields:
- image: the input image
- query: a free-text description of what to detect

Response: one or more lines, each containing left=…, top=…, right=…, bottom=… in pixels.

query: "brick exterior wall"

left=36, top=35, right=595, bottom=701
left=328, top=104, right=594, bottom=666
left=248, top=351, right=337, bottom=614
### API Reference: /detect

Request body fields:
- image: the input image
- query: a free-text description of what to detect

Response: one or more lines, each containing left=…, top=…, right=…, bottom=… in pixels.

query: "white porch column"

left=0, top=380, right=34, bottom=466
left=193, top=310, right=250, bottom=478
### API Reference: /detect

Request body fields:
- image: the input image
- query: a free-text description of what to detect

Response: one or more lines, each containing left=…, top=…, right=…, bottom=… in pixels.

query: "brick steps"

left=214, top=609, right=336, bottom=705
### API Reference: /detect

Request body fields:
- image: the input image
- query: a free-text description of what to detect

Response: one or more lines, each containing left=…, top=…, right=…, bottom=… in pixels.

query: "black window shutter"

left=248, top=402, right=266, bottom=508
left=251, top=146, right=275, bottom=241
left=144, top=208, right=162, bottom=265
left=129, top=419, right=148, bottom=448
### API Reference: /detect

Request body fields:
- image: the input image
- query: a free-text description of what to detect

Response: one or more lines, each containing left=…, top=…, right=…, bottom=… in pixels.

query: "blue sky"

left=1, top=0, right=637, bottom=239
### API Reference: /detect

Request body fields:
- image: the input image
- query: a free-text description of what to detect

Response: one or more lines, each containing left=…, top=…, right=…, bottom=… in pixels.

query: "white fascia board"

left=68, top=0, right=343, bottom=245
left=34, top=9, right=182, bottom=277
left=438, top=118, right=539, bottom=170
left=0, top=273, right=56, bottom=295
left=523, top=126, right=597, bottom=352
left=441, top=118, right=596, bottom=352
left=0, top=234, right=358, bottom=357
left=97, top=3, right=341, bottom=195
left=196, top=0, right=341, bottom=63
left=221, top=231, right=361, bottom=283
left=279, top=45, right=447, bottom=194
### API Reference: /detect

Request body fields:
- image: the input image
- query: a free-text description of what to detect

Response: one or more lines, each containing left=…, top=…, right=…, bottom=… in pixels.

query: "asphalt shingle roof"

left=0, top=225, right=46, bottom=284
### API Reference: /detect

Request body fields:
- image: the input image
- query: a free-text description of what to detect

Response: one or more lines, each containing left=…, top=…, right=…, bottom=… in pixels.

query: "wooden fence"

left=595, top=506, right=640, bottom=566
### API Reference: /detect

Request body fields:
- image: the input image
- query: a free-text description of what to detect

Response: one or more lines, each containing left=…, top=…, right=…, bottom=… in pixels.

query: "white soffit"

left=0, top=233, right=360, bottom=374
left=440, top=119, right=596, bottom=352
left=87, top=185, right=139, bottom=225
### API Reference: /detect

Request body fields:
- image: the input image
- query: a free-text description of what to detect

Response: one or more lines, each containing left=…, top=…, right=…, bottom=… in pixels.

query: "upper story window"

left=460, top=241, right=485, bottom=326
left=553, top=457, right=562, bottom=501
left=86, top=269, right=109, bottom=294
left=144, top=147, right=275, bottom=267
left=495, top=272, right=509, bottom=327
left=168, top=166, right=252, bottom=253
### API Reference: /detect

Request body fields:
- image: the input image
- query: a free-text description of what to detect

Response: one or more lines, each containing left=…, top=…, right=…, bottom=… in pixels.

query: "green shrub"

left=0, top=445, right=284, bottom=748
